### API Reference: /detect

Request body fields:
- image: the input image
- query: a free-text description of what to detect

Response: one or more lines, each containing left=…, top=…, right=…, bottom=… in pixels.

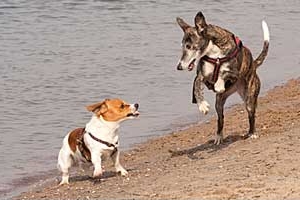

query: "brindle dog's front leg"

left=215, top=93, right=230, bottom=145
left=193, top=73, right=210, bottom=114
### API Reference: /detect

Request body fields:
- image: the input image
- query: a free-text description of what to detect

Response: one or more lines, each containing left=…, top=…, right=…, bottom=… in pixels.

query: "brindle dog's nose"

left=177, top=63, right=183, bottom=70
left=134, top=103, right=139, bottom=110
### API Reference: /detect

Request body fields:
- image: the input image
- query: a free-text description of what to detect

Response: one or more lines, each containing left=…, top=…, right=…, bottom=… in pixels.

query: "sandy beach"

left=15, top=78, right=300, bottom=200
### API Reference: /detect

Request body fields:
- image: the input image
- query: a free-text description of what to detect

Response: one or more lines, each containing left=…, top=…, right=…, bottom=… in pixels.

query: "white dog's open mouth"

left=127, top=111, right=140, bottom=118
left=188, top=59, right=196, bottom=71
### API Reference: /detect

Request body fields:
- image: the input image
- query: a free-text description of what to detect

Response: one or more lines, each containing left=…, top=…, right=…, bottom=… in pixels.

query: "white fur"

left=214, top=63, right=230, bottom=93
left=262, top=20, right=270, bottom=42
left=214, top=134, right=223, bottom=145
left=85, top=115, right=120, bottom=148
left=205, top=41, right=225, bottom=58
left=201, top=62, right=215, bottom=77
left=198, top=100, right=210, bottom=114
left=214, top=79, right=225, bottom=93
left=178, top=40, right=226, bottom=72
left=57, top=133, right=74, bottom=185
left=250, top=134, right=259, bottom=139
left=57, top=104, right=138, bottom=185
left=201, top=41, right=225, bottom=77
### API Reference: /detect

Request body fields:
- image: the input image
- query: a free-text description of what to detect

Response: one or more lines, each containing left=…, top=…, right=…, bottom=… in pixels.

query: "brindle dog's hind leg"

left=214, top=86, right=237, bottom=145
left=193, top=73, right=210, bottom=114
left=244, top=73, right=261, bottom=138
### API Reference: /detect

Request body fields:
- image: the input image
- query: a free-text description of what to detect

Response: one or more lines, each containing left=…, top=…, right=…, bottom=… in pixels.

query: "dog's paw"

left=59, top=174, right=70, bottom=185
left=242, top=133, right=259, bottom=140
left=59, top=179, right=69, bottom=185
left=214, top=134, right=223, bottom=145
left=198, top=100, right=210, bottom=114
left=117, top=168, right=128, bottom=176
left=250, top=134, right=259, bottom=139
left=93, top=170, right=103, bottom=178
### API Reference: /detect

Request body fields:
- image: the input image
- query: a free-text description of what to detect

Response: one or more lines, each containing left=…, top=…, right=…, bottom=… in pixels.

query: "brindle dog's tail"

left=254, top=20, right=270, bottom=67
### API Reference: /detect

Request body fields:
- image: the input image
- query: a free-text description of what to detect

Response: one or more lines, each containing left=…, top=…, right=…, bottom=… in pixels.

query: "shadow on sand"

left=68, top=169, right=135, bottom=184
left=169, top=133, right=246, bottom=160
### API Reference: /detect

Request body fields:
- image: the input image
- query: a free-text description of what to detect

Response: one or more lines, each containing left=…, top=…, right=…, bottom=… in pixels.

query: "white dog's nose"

left=134, top=103, right=139, bottom=110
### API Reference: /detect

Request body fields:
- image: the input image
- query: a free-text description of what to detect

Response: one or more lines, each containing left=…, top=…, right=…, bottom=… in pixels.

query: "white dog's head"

left=86, top=98, right=139, bottom=122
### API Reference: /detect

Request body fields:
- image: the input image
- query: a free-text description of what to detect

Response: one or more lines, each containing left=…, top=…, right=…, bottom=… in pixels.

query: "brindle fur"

left=177, top=12, right=269, bottom=144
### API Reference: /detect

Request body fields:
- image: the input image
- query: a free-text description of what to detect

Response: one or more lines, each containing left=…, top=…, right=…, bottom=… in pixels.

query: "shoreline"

left=15, top=78, right=300, bottom=200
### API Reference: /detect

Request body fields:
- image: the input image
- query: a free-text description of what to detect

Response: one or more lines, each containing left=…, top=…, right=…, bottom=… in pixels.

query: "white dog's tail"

left=254, top=20, right=270, bottom=67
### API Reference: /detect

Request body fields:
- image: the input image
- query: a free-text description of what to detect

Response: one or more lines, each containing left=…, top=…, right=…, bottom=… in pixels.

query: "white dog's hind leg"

left=57, top=149, right=73, bottom=185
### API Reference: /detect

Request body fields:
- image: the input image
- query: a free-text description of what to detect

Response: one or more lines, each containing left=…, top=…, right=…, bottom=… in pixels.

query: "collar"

left=201, top=36, right=243, bottom=83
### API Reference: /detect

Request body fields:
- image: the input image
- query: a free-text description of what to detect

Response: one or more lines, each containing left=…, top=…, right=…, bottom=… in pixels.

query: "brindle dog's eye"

left=186, top=44, right=191, bottom=50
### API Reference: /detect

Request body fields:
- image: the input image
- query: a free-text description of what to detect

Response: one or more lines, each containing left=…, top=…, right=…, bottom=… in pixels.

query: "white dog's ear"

left=86, top=100, right=108, bottom=115
left=176, top=17, right=190, bottom=32
left=194, top=11, right=207, bottom=33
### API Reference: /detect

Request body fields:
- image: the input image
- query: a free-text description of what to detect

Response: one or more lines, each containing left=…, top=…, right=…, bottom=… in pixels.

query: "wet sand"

left=15, top=78, right=300, bottom=200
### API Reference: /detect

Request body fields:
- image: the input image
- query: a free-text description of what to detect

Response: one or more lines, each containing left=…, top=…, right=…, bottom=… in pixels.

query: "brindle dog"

left=176, top=12, right=269, bottom=145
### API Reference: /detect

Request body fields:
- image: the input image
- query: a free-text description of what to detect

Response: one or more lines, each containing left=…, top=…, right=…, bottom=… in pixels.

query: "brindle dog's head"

left=176, top=12, right=209, bottom=71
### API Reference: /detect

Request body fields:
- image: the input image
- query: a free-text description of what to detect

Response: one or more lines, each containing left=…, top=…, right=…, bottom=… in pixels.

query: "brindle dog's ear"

left=86, top=99, right=108, bottom=115
left=176, top=17, right=190, bottom=32
left=194, top=11, right=207, bottom=33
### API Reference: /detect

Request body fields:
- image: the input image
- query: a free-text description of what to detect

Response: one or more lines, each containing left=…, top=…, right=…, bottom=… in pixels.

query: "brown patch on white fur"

left=67, top=128, right=91, bottom=161
left=58, top=98, right=139, bottom=185
left=86, top=99, right=133, bottom=122
left=68, top=128, right=82, bottom=153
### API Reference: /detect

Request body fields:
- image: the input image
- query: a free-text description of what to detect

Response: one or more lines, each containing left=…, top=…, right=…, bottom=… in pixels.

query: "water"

left=1, top=0, right=300, bottom=198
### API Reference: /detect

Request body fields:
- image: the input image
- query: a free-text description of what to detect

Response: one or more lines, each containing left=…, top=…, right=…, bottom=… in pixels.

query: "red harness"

left=201, top=36, right=243, bottom=83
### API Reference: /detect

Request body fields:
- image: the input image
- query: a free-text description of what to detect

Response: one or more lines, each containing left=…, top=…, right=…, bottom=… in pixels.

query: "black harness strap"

left=87, top=131, right=118, bottom=157
left=201, top=36, right=243, bottom=83
left=76, top=128, right=91, bottom=162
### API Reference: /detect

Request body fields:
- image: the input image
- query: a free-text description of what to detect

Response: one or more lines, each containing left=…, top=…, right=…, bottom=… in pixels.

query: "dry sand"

left=15, top=78, right=300, bottom=200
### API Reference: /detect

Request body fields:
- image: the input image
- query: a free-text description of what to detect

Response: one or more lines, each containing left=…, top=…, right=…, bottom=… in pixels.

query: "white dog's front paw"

left=93, top=169, right=103, bottom=178
left=198, top=100, right=210, bottom=115
left=117, top=168, right=128, bottom=176
left=59, top=179, right=69, bottom=185
left=59, top=175, right=69, bottom=185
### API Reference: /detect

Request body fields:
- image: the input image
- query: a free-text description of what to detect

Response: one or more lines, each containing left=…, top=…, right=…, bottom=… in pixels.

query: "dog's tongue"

left=188, top=59, right=196, bottom=71
left=188, top=63, right=194, bottom=71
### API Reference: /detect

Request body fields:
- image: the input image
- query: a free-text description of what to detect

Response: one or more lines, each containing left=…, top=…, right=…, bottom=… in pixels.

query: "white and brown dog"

left=57, top=98, right=139, bottom=185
